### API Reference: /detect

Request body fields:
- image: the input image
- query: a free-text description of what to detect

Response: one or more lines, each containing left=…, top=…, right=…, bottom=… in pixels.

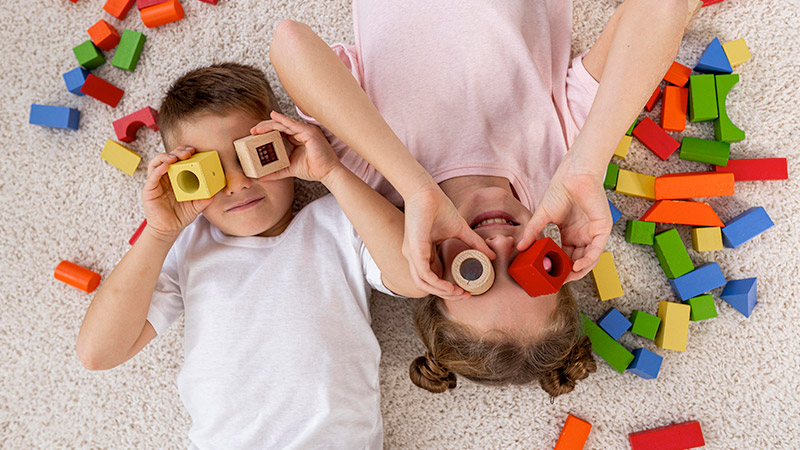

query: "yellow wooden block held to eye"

left=654, top=301, right=690, bottom=352
left=614, top=135, right=632, bottom=159
left=101, top=139, right=141, bottom=176
left=615, top=169, right=656, bottom=200
left=722, top=38, right=751, bottom=68
left=590, top=251, right=624, bottom=301
left=168, top=151, right=226, bottom=202
left=691, top=227, right=723, bottom=252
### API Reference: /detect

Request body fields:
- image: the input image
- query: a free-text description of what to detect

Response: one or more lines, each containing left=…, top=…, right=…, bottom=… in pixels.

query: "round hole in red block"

left=544, top=251, right=563, bottom=277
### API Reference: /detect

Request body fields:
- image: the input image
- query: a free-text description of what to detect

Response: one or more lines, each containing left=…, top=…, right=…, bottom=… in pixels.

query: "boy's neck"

left=257, top=207, right=295, bottom=237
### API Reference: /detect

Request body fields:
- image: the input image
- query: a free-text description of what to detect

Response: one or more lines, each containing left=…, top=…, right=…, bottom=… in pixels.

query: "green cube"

left=581, top=313, right=634, bottom=373
left=689, top=74, right=718, bottom=122
left=653, top=229, right=695, bottom=279
left=630, top=310, right=661, bottom=340
left=679, top=137, right=731, bottom=166
left=626, top=118, right=638, bottom=136
left=604, top=162, right=619, bottom=190
left=625, top=220, right=656, bottom=245
left=112, top=30, right=146, bottom=72
left=73, top=40, right=105, bottom=70
left=683, top=294, right=717, bottom=321
left=714, top=74, right=746, bottom=143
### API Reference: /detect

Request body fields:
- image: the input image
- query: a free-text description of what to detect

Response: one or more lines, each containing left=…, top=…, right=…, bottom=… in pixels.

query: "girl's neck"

left=438, top=175, right=517, bottom=209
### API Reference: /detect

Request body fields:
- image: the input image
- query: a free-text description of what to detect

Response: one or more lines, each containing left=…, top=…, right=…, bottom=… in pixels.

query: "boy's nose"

left=224, top=169, right=252, bottom=195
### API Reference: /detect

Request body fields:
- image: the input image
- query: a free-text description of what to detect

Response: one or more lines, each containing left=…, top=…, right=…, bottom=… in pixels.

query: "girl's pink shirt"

left=298, top=0, right=600, bottom=210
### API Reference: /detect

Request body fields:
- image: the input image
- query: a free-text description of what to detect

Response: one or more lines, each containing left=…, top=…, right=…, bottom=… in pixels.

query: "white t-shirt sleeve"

left=347, top=220, right=403, bottom=298
left=146, top=244, right=185, bottom=336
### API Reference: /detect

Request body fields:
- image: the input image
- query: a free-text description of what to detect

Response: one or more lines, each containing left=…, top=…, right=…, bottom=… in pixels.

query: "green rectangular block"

left=112, top=29, right=146, bottom=72
left=689, top=74, right=718, bottom=122
left=581, top=313, right=634, bottom=373
left=714, top=74, right=746, bottom=143
left=604, top=162, right=619, bottom=190
left=626, top=118, right=638, bottom=136
left=625, top=220, right=656, bottom=245
left=679, top=137, right=731, bottom=166
left=653, top=229, right=695, bottom=279
left=683, top=294, right=718, bottom=321
left=630, top=310, right=661, bottom=340
left=73, top=40, right=105, bottom=70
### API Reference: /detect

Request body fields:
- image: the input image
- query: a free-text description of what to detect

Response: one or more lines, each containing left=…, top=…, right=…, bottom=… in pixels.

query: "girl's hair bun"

left=539, top=336, right=597, bottom=398
left=409, top=353, right=457, bottom=393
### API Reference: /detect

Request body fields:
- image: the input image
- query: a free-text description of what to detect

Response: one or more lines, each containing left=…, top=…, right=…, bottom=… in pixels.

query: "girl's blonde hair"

left=409, top=288, right=596, bottom=397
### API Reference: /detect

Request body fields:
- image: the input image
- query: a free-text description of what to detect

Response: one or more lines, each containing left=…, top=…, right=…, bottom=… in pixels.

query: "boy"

left=76, top=63, right=425, bottom=448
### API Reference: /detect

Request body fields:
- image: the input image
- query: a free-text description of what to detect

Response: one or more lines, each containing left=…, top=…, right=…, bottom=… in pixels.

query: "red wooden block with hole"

left=664, top=61, right=692, bottom=87
left=655, top=172, right=734, bottom=199
left=113, top=107, right=159, bottom=142
left=87, top=19, right=120, bottom=51
left=137, top=0, right=169, bottom=9
left=632, top=117, right=680, bottom=160
left=554, top=414, right=592, bottom=450
left=509, top=237, right=573, bottom=297
left=714, top=158, right=788, bottom=181
left=80, top=74, right=124, bottom=108
left=103, top=0, right=136, bottom=20
left=629, top=420, right=705, bottom=450
left=646, top=86, right=662, bottom=111
left=129, top=219, right=147, bottom=245
left=641, top=200, right=724, bottom=227
left=662, top=85, right=688, bottom=132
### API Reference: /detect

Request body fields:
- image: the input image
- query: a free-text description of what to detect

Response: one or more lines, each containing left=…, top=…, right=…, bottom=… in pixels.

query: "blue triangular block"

left=608, top=199, right=622, bottom=224
left=694, top=38, right=733, bottom=74
left=721, top=278, right=757, bottom=318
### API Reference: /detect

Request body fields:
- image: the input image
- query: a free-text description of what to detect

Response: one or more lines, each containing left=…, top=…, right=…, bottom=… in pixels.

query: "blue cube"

left=29, top=104, right=80, bottom=130
left=608, top=199, right=622, bottom=224
left=63, top=67, right=90, bottom=96
left=720, top=278, right=757, bottom=318
left=722, top=207, right=774, bottom=248
left=627, top=348, right=663, bottom=379
left=668, top=262, right=726, bottom=301
left=598, top=308, right=632, bottom=340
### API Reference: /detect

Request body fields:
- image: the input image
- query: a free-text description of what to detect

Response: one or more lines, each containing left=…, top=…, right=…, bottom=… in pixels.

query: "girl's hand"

left=142, top=147, right=213, bottom=242
left=250, top=111, right=342, bottom=184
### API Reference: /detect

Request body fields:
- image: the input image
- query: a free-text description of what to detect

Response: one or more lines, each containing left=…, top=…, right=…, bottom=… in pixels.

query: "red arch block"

left=113, top=107, right=159, bottom=143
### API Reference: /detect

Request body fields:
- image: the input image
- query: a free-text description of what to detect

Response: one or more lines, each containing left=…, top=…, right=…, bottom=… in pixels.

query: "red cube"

left=509, top=238, right=573, bottom=297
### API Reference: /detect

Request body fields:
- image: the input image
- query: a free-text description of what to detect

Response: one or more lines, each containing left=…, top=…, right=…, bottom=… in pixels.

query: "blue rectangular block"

left=608, top=199, right=622, bottom=224
left=668, top=262, right=726, bottom=301
left=720, top=277, right=757, bottom=318
left=63, top=67, right=90, bottom=96
left=722, top=207, right=774, bottom=248
left=29, top=104, right=80, bottom=130
left=627, top=348, right=663, bottom=379
left=598, top=308, right=632, bottom=340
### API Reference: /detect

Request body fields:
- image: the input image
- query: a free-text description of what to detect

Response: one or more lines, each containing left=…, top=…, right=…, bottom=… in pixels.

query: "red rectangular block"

left=629, top=420, right=705, bottom=450
left=80, top=74, right=124, bottom=108
left=714, top=158, right=788, bottom=181
left=137, top=0, right=169, bottom=9
left=701, top=0, right=726, bottom=6
left=645, top=86, right=662, bottom=111
left=664, top=61, right=692, bottom=87
left=632, top=116, right=680, bottom=161
left=655, top=172, right=735, bottom=199
left=662, top=85, right=688, bottom=132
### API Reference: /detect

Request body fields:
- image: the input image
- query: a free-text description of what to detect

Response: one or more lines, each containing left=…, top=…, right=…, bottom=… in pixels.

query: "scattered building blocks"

left=29, top=105, right=80, bottom=130
left=509, top=238, right=573, bottom=297
left=451, top=249, right=495, bottom=296
left=112, top=29, right=146, bottom=72
left=679, top=137, right=730, bottom=166
left=598, top=308, right=632, bottom=340
left=661, top=86, right=688, bottom=132
left=581, top=314, right=634, bottom=373
left=654, top=172, right=734, bottom=200
left=113, top=106, right=158, bottom=143
left=629, top=420, right=705, bottom=450
left=627, top=348, right=663, bottom=380
left=653, top=229, right=694, bottom=279
left=684, top=294, right=717, bottom=321
left=101, top=140, right=141, bottom=175
left=721, top=206, right=774, bottom=248
left=590, top=252, right=623, bottom=301
left=62, top=67, right=90, bottom=96
left=137, top=0, right=169, bottom=9
left=626, top=119, right=638, bottom=136
left=168, top=151, right=227, bottom=202
left=87, top=19, right=120, bottom=51
left=722, top=38, right=751, bottom=67
left=714, top=74, right=745, bottom=143
left=608, top=199, right=623, bottom=224
left=694, top=37, right=732, bottom=74
left=691, top=227, right=723, bottom=252
left=625, top=220, right=655, bottom=245
left=641, top=200, right=724, bottom=227
left=604, top=163, right=619, bottom=190
left=81, top=74, right=124, bottom=108
left=645, top=86, right=662, bottom=111
left=554, top=414, right=592, bottom=450
left=103, top=0, right=136, bottom=20
left=654, top=301, right=691, bottom=352
left=630, top=310, right=661, bottom=340
left=233, top=131, right=292, bottom=178
left=616, top=170, right=656, bottom=200
left=614, top=135, right=632, bottom=159
left=720, top=278, right=757, bottom=318
left=129, top=219, right=147, bottom=245
left=663, top=61, right=691, bottom=87
left=140, top=0, right=185, bottom=28
left=55, top=261, right=101, bottom=293
left=714, top=158, right=788, bottom=181
left=688, top=74, right=718, bottom=122
left=668, top=262, right=727, bottom=301
left=72, top=40, right=105, bottom=70
left=632, top=117, right=680, bottom=161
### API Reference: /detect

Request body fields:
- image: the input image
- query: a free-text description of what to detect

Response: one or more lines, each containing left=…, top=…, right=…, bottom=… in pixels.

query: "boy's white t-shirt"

left=146, top=195, right=394, bottom=449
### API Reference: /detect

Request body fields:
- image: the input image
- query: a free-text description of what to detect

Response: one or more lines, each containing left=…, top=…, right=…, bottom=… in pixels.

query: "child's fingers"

left=169, top=146, right=196, bottom=160
left=251, top=119, right=290, bottom=136
left=517, top=207, right=551, bottom=251
left=409, top=260, right=461, bottom=298
left=146, top=153, right=178, bottom=176
left=456, top=226, right=496, bottom=260
left=570, top=234, right=607, bottom=277
left=256, top=166, right=293, bottom=182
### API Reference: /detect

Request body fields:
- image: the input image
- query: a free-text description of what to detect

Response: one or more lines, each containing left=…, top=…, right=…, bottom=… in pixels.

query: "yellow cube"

left=722, top=38, right=751, bottom=68
left=168, top=151, right=226, bottom=202
left=101, top=139, right=141, bottom=176
left=691, top=227, right=723, bottom=252
left=614, top=135, right=632, bottom=159
left=615, top=169, right=655, bottom=200
left=655, top=301, right=690, bottom=352
left=590, top=251, right=624, bottom=301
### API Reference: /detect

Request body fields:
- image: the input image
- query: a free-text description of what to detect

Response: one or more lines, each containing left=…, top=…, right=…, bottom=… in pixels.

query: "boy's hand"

left=142, top=146, right=213, bottom=242
left=250, top=111, right=342, bottom=184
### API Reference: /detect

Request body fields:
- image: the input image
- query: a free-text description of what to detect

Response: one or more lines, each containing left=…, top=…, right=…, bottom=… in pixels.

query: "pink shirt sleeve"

left=564, top=53, right=601, bottom=148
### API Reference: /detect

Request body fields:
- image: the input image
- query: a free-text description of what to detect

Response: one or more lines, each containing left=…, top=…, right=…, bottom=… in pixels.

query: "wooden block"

left=451, top=249, right=494, bottom=296
left=641, top=200, right=724, bottom=227
left=137, top=0, right=169, bottom=9
left=87, top=19, right=120, bottom=51
left=113, top=106, right=159, bottom=143
left=54, top=261, right=101, bottom=293
left=663, top=61, right=691, bottom=87
left=702, top=0, right=726, bottom=5
left=603, top=163, right=619, bottom=190
left=722, top=38, right=751, bottom=67
left=101, top=140, right=141, bottom=176
left=168, top=151, right=227, bottom=201
left=685, top=0, right=703, bottom=32
left=630, top=310, right=660, bottom=340
left=654, top=301, right=691, bottom=352
left=691, top=227, right=723, bottom=252
left=581, top=314, right=634, bottom=373
left=626, top=118, right=638, bottom=136
left=614, top=135, right=632, bottom=159
left=683, top=294, right=717, bottom=321
left=112, top=29, right=146, bottom=72
left=721, top=206, right=774, bottom=248
left=29, top=104, right=80, bottom=130
left=714, top=74, right=745, bottom=143
left=654, top=172, right=734, bottom=200
left=103, top=0, right=136, bottom=20
left=80, top=74, right=124, bottom=108
left=615, top=170, right=655, bottom=200
left=653, top=229, right=694, bottom=279
left=509, top=238, right=573, bottom=297
left=554, top=414, right=592, bottom=450
left=233, top=131, right=291, bottom=178
left=625, top=220, right=655, bottom=245
left=598, top=308, right=632, bottom=340
left=694, top=37, right=732, bottom=74
left=140, top=0, right=185, bottom=28
left=627, top=348, right=663, bottom=380
left=608, top=199, right=622, bottom=224
left=689, top=74, right=718, bottom=122
left=668, top=262, right=726, bottom=301
left=629, top=420, right=705, bottom=450
left=72, top=40, right=105, bottom=70
left=62, top=67, right=90, bottom=96
left=661, top=86, right=688, bottom=132
left=590, top=252, right=623, bottom=301
left=198, top=0, right=218, bottom=3
left=129, top=219, right=147, bottom=245
left=679, top=137, right=730, bottom=166
left=632, top=117, right=680, bottom=161
left=720, top=278, right=757, bottom=317
left=645, top=86, right=662, bottom=111
left=714, top=158, right=788, bottom=181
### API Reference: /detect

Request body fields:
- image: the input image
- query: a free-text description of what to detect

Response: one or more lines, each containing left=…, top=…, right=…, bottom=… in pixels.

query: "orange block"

left=55, top=261, right=101, bottom=293
left=641, top=200, right=724, bottom=227
left=661, top=85, right=688, bottom=132
left=87, top=19, right=121, bottom=51
left=140, top=0, right=185, bottom=28
left=664, top=61, right=691, bottom=87
left=654, top=172, right=735, bottom=199
left=554, top=414, right=592, bottom=450
left=103, top=0, right=135, bottom=20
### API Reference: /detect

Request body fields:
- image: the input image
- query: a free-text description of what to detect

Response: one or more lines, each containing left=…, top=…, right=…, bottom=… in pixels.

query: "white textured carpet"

left=2, top=0, right=799, bottom=448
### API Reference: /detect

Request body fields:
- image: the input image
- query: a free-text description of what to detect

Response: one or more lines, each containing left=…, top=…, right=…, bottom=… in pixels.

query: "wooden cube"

left=691, top=227, right=723, bottom=252
left=168, top=151, right=226, bottom=201
left=233, top=131, right=291, bottom=178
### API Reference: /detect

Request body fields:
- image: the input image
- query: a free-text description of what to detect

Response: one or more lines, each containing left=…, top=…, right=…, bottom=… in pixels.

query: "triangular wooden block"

left=694, top=37, right=733, bottom=74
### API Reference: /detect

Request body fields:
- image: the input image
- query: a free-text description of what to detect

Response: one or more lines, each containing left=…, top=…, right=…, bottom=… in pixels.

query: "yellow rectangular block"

left=722, top=38, right=751, bottom=68
left=101, top=139, right=141, bottom=176
left=655, top=301, right=690, bottom=352
left=615, top=169, right=656, bottom=200
left=167, top=151, right=227, bottom=202
left=691, top=227, right=723, bottom=252
left=590, top=251, right=623, bottom=301
left=614, top=135, right=632, bottom=159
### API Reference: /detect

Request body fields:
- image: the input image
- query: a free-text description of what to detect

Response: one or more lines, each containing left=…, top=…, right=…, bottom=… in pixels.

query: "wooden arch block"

left=113, top=106, right=158, bottom=143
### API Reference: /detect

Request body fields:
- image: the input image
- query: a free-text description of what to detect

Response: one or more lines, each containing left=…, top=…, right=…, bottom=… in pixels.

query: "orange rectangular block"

left=661, top=85, right=688, bottom=132
left=641, top=200, right=724, bottom=227
left=664, top=61, right=691, bottom=87
left=140, top=0, right=185, bottom=28
left=87, top=19, right=120, bottom=51
left=654, top=172, right=735, bottom=199
left=103, top=0, right=135, bottom=20
left=554, top=414, right=592, bottom=450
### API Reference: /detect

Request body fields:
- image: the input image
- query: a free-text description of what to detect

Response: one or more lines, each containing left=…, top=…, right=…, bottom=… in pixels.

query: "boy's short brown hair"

left=158, top=62, right=282, bottom=148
